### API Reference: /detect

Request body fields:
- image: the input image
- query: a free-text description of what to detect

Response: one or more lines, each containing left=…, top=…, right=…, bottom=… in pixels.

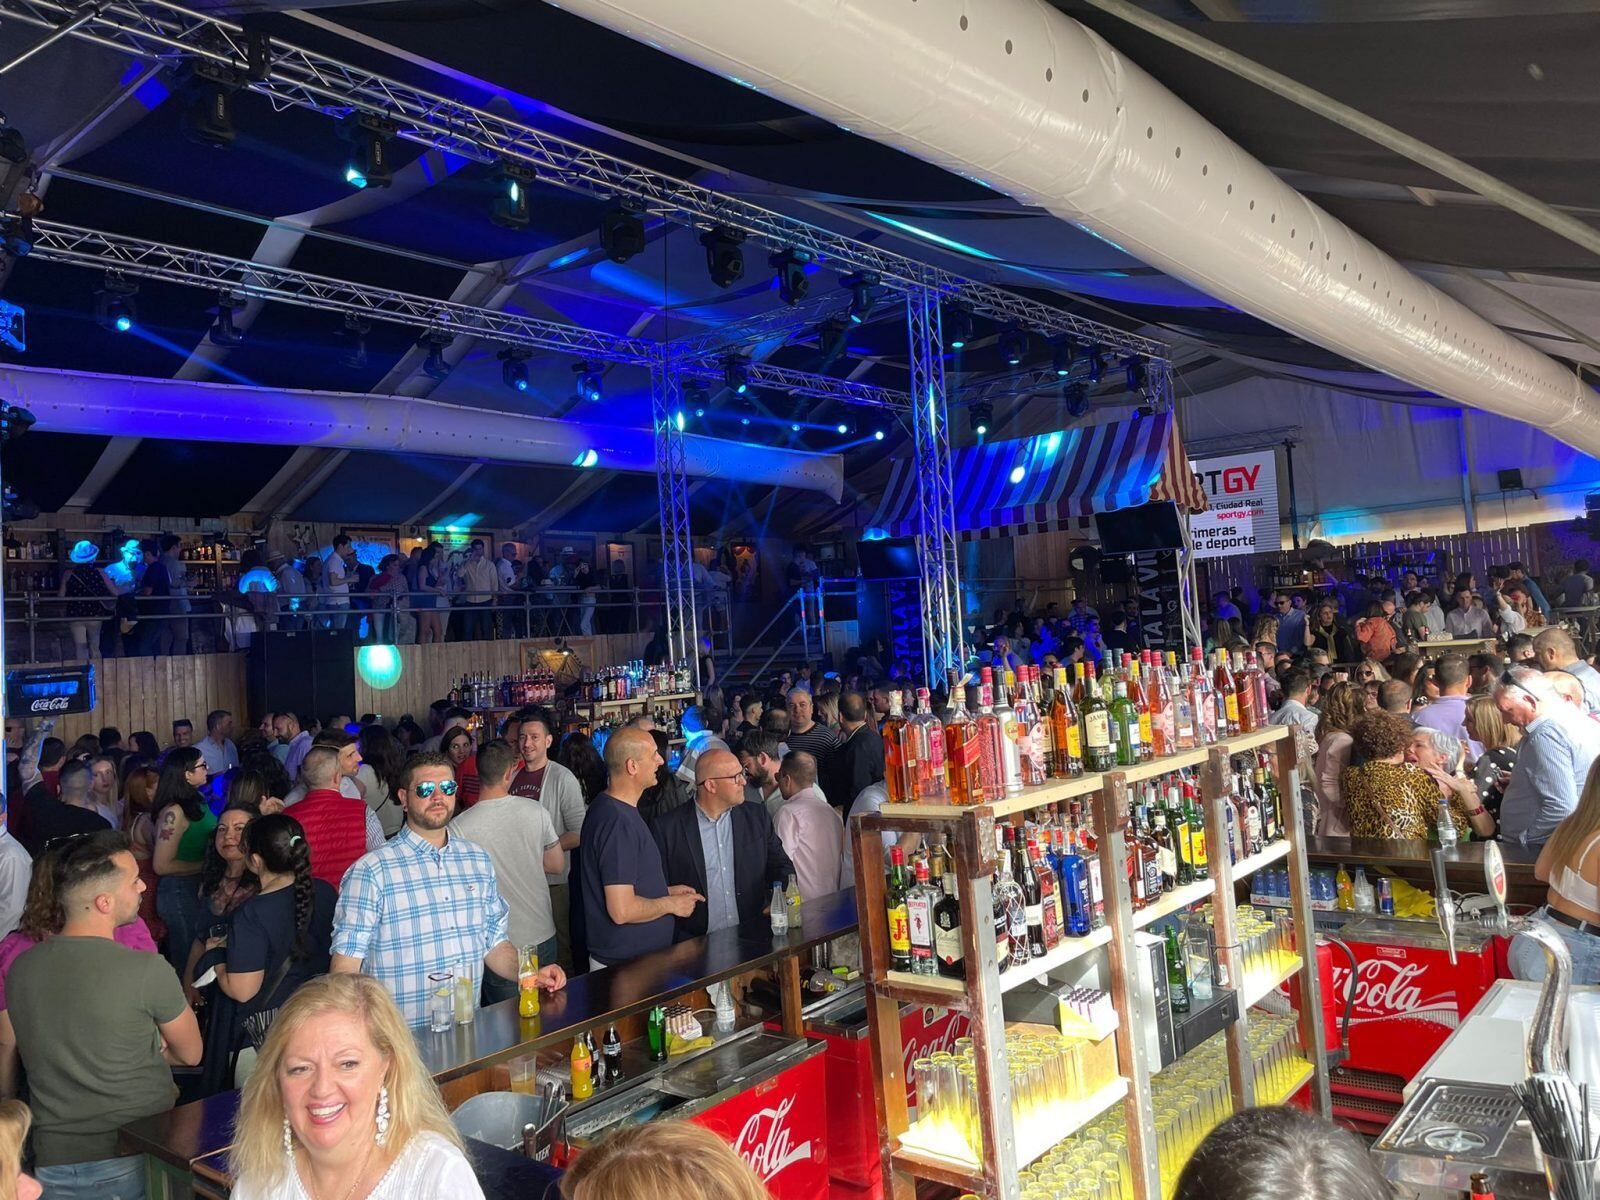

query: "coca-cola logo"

left=903, top=1012, right=971, bottom=1101
left=733, top=1095, right=814, bottom=1180
left=1332, top=960, right=1459, bottom=1027
left=28, top=697, right=70, bottom=712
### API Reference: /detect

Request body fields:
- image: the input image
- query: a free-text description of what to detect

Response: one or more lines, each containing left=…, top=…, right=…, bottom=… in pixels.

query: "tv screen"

left=858, top=536, right=921, bottom=580
left=1095, top=501, right=1185, bottom=554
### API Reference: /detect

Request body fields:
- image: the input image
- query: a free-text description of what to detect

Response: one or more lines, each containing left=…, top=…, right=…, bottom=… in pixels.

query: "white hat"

left=69, top=540, right=99, bottom=564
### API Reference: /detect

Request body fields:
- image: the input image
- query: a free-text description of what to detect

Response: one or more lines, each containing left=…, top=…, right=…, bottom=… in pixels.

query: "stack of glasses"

left=902, top=1028, right=1120, bottom=1167
left=1203, top=904, right=1299, bottom=997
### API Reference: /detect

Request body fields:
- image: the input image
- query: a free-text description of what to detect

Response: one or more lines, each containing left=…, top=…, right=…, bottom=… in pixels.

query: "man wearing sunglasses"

left=1495, top=666, right=1600, bottom=848
left=332, top=752, right=566, bottom=1027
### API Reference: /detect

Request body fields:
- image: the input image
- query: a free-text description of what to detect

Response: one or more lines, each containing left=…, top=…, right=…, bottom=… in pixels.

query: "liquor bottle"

left=1016, top=667, right=1049, bottom=787
left=1110, top=677, right=1142, bottom=768
left=975, top=682, right=1006, bottom=801
left=995, top=829, right=1028, bottom=971
left=1241, top=772, right=1264, bottom=857
left=1034, top=666, right=1061, bottom=781
left=1213, top=650, right=1240, bottom=738
left=1050, top=666, right=1084, bottom=778
left=1147, top=650, right=1175, bottom=759
left=1134, top=805, right=1164, bottom=908
left=1184, top=781, right=1209, bottom=874
left=1164, top=923, right=1191, bottom=1014
left=1171, top=651, right=1198, bottom=752
left=1127, top=655, right=1154, bottom=763
left=1073, top=801, right=1108, bottom=929
left=886, top=847, right=912, bottom=971
left=1233, top=651, right=1257, bottom=733
left=1256, top=766, right=1282, bottom=844
left=1030, top=838, right=1062, bottom=950
left=1056, top=820, right=1092, bottom=936
left=1013, top=829, right=1045, bottom=958
left=991, top=671, right=1025, bottom=796
left=991, top=852, right=1012, bottom=971
left=910, top=687, right=950, bottom=802
left=1152, top=804, right=1179, bottom=891
left=933, top=861, right=965, bottom=978
left=1166, top=783, right=1195, bottom=885
left=883, top=691, right=914, bottom=805
left=944, top=678, right=984, bottom=805
left=907, top=857, right=938, bottom=976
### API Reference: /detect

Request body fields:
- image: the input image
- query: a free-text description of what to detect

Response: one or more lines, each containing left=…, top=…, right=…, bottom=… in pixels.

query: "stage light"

left=1052, top=340, right=1075, bottom=377
left=342, top=113, right=396, bottom=189
left=998, top=326, right=1028, bottom=367
left=498, top=347, right=531, bottom=392
left=842, top=271, right=880, bottom=324
left=695, top=408, right=706, bottom=418
left=573, top=361, right=603, bottom=402
left=969, top=400, right=993, bottom=438
left=0, top=299, right=24, bottom=353
left=180, top=63, right=239, bottom=149
left=944, top=304, right=973, bottom=350
left=772, top=248, right=811, bottom=305
left=1123, top=356, right=1147, bottom=393
left=673, top=411, right=685, bottom=432
left=207, top=291, right=246, bottom=347
left=491, top=164, right=535, bottom=230
left=337, top=313, right=369, bottom=369
left=1064, top=382, right=1090, bottom=419
left=836, top=423, right=849, bottom=434
left=740, top=416, right=751, bottom=426
left=0, top=403, right=35, bottom=442
left=873, top=430, right=885, bottom=441
left=816, top=315, right=850, bottom=367
left=417, top=331, right=453, bottom=381
left=722, top=355, right=750, bottom=395
left=571, top=448, right=599, bottom=468
left=1085, top=344, right=1106, bottom=384
left=600, top=206, right=646, bottom=263
left=96, top=273, right=139, bottom=334
left=791, top=423, right=801, bottom=433
left=1009, top=465, right=1026, bottom=484
left=700, top=226, right=745, bottom=288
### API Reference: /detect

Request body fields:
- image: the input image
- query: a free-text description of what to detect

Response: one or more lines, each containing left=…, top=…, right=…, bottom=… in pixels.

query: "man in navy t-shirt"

left=579, top=728, right=702, bottom=970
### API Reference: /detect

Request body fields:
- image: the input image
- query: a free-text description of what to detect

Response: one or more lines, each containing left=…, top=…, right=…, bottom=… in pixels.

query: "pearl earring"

left=375, top=1086, right=390, bottom=1146
left=282, top=1118, right=293, bottom=1157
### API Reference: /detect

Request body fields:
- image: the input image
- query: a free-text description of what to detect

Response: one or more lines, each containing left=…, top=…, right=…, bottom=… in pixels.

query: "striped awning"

left=1151, top=419, right=1208, bottom=513
left=870, top=412, right=1184, bottom=540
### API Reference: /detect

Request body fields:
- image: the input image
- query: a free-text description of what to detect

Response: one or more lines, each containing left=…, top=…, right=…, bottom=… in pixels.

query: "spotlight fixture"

left=835, top=423, right=850, bottom=435
left=1123, top=356, right=1147, bottom=393
left=1133, top=401, right=1156, bottom=419
left=498, top=347, right=531, bottom=392
left=841, top=271, right=880, bottom=325
left=1051, top=340, right=1075, bottom=377
left=816, top=315, right=850, bottom=367
left=944, top=304, right=973, bottom=350
left=207, top=291, right=246, bottom=347
left=1085, top=344, right=1106, bottom=384
left=0, top=402, right=34, bottom=442
left=699, top=226, right=746, bottom=289
left=790, top=423, right=801, bottom=433
left=721, top=355, right=751, bottom=396
left=573, top=361, right=603, bottom=402
left=998, top=326, right=1028, bottom=367
left=873, top=429, right=885, bottom=441
left=1063, top=383, right=1091, bottom=419
left=969, top=400, right=993, bottom=438
left=417, top=330, right=453, bottom=381
left=599, top=205, right=646, bottom=264
left=772, top=248, right=811, bottom=305
left=491, top=163, right=535, bottom=230
left=336, top=313, right=370, bottom=369
left=684, top=381, right=710, bottom=414
left=95, top=272, right=139, bottom=333
left=180, top=60, right=241, bottom=149
left=342, top=113, right=397, bottom=190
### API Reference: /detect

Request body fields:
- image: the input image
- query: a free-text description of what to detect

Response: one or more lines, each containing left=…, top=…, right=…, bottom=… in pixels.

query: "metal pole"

left=1458, top=412, right=1479, bottom=533
left=650, top=355, right=699, bottom=687
left=1282, top=439, right=1301, bottom=551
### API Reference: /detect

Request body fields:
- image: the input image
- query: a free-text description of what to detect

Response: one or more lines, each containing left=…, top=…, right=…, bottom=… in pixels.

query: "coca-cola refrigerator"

left=563, top=1031, right=828, bottom=1200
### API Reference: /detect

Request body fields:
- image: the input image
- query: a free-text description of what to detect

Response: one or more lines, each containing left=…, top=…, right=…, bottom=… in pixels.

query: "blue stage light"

left=344, top=165, right=368, bottom=189
left=874, top=430, right=885, bottom=441
left=836, top=423, right=849, bottom=434
left=1009, top=465, right=1026, bottom=484
left=113, top=313, right=133, bottom=333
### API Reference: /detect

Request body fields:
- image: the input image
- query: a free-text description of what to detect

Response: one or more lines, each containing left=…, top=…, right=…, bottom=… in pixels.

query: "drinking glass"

left=427, top=969, right=454, bottom=1033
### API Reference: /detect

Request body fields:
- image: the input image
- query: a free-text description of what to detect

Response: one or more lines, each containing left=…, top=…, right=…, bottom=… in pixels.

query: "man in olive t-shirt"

left=8, top=832, right=201, bottom=1194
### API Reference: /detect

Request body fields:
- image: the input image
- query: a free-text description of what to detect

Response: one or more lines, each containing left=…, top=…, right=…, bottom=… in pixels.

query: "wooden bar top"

left=1303, top=835, right=1539, bottom=874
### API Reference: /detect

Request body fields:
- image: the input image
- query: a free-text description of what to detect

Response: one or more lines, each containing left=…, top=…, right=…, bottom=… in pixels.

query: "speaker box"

left=1498, top=468, right=1525, bottom=492
left=247, top=630, right=355, bottom=725
left=1099, top=554, right=1133, bottom=585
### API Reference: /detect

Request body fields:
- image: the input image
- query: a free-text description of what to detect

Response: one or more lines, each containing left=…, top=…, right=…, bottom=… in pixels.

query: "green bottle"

left=1111, top=680, right=1141, bottom=768
left=1164, top=924, right=1191, bottom=1014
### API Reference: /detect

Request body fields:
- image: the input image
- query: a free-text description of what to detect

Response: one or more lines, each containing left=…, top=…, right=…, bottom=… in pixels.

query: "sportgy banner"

left=1188, top=450, right=1281, bottom=560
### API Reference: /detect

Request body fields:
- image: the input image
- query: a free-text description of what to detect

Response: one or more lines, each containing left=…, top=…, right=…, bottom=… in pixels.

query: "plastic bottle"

left=1351, top=866, right=1376, bottom=913
left=770, top=883, right=789, bottom=935
left=1335, top=863, right=1354, bottom=912
left=1437, top=799, right=1459, bottom=847
left=785, top=876, right=804, bottom=928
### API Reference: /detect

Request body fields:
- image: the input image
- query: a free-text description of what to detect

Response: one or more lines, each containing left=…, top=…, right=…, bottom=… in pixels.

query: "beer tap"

left=1431, top=848, right=1457, bottom=966
left=1483, top=838, right=1509, bottom=934
left=1524, top=921, right=1574, bottom=1079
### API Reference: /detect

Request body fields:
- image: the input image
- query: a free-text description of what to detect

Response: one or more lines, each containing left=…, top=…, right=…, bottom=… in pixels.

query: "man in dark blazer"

left=652, top=747, right=793, bottom=941
left=825, top=690, right=884, bottom=811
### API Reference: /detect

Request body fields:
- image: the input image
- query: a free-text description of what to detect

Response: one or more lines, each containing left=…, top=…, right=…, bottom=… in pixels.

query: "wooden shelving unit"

left=851, top=724, right=1330, bottom=1200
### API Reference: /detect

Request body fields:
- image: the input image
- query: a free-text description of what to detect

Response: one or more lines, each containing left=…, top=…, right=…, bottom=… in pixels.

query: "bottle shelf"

left=876, top=971, right=970, bottom=1011
left=1232, top=839, right=1292, bottom=881
left=1258, top=1057, right=1315, bottom=1107
left=1240, top=952, right=1305, bottom=1010
left=1132, top=878, right=1214, bottom=931
left=1000, top=927, right=1116, bottom=994
left=581, top=691, right=697, bottom=709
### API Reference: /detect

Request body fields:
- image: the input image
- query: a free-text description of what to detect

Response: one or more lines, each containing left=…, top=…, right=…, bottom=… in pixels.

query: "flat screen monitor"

left=858, top=536, right=920, bottom=580
left=1095, top=501, right=1185, bottom=554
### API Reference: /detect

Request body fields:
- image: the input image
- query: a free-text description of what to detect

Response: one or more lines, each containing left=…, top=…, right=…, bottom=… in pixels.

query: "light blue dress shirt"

left=695, top=802, right=739, bottom=933
left=1499, top=706, right=1600, bottom=848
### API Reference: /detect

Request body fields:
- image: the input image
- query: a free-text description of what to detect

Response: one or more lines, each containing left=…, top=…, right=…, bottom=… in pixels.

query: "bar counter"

left=1304, top=835, right=1544, bottom=908
left=121, top=888, right=861, bottom=1195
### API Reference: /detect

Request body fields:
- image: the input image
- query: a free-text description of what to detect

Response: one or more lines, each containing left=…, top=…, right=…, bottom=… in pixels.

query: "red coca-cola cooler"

left=563, top=1031, right=828, bottom=1200
left=1290, top=916, right=1499, bottom=1132
left=795, top=989, right=972, bottom=1200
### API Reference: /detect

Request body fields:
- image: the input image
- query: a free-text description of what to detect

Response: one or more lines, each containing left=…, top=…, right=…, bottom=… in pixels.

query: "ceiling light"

left=207, top=291, right=246, bottom=347
left=969, top=400, right=993, bottom=438
left=418, top=331, right=453, bottom=381
left=700, top=226, right=746, bottom=288
left=337, top=313, right=370, bottom=369
left=181, top=62, right=240, bottom=149
left=998, top=326, right=1028, bottom=367
left=491, top=164, right=535, bottom=230
left=1009, top=465, right=1026, bottom=484
left=873, top=429, right=885, bottom=441
left=573, top=361, right=603, bottom=402
left=1123, top=356, right=1147, bottom=393
left=342, top=113, right=397, bottom=190
left=599, top=205, right=646, bottom=263
left=836, top=423, right=850, bottom=435
left=1052, top=340, right=1075, bottom=377
left=816, top=315, right=850, bottom=367
left=772, top=248, right=811, bottom=305
left=571, top=448, right=599, bottom=468
left=1085, top=344, right=1106, bottom=384
left=498, top=347, right=531, bottom=392
left=95, top=273, right=138, bottom=334
left=944, top=304, right=973, bottom=350
left=842, top=271, right=880, bottom=324
left=722, top=355, right=750, bottom=395
left=1064, top=383, right=1090, bottom=419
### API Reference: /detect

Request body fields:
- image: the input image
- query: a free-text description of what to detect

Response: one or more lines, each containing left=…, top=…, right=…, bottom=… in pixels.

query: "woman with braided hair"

left=198, top=813, right=336, bottom=1093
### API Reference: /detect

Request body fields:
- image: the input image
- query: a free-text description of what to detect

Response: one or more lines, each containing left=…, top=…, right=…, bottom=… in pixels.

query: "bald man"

left=1534, top=626, right=1600, bottom=716
left=649, top=748, right=792, bottom=941
left=578, top=727, right=702, bottom=970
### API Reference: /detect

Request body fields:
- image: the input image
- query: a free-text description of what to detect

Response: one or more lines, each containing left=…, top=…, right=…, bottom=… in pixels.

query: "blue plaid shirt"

left=331, top=826, right=510, bottom=1027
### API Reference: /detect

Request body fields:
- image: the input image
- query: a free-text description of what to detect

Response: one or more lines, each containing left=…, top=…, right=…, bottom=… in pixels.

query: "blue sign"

left=6, top=664, right=96, bottom=716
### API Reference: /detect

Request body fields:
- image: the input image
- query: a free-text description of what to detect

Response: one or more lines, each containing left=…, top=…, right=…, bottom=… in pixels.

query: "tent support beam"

left=907, top=293, right=966, bottom=687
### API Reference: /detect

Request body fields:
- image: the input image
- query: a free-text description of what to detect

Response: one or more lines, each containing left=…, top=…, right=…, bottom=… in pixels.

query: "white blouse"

left=231, top=1132, right=485, bottom=1200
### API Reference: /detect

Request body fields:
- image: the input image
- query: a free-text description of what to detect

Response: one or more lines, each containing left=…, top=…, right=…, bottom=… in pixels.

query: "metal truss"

left=906, top=292, right=967, bottom=687
left=650, top=359, right=699, bottom=684
left=3, top=0, right=1169, bottom=363
left=679, top=360, right=907, bottom=411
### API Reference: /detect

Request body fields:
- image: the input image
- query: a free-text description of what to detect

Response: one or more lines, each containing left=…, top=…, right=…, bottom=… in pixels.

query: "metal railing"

left=716, top=587, right=827, bottom=683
